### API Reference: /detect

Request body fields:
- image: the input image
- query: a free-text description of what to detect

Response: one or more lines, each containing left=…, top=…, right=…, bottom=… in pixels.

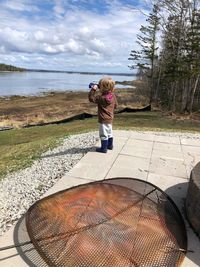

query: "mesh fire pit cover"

left=26, top=178, right=187, bottom=267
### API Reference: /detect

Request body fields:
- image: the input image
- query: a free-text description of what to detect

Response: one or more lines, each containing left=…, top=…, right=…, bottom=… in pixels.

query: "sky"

left=0, top=0, right=151, bottom=73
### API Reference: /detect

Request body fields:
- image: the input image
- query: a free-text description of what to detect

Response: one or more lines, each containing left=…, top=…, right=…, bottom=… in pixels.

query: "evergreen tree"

left=159, top=12, right=186, bottom=110
left=129, top=0, right=200, bottom=113
left=182, top=7, right=200, bottom=113
left=159, top=0, right=200, bottom=112
left=129, top=4, right=160, bottom=104
left=0, top=63, right=25, bottom=71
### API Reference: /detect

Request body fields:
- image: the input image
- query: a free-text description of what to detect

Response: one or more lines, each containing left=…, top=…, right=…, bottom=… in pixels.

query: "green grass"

left=0, top=111, right=200, bottom=180
left=114, top=112, right=200, bottom=132
left=0, top=119, right=98, bottom=179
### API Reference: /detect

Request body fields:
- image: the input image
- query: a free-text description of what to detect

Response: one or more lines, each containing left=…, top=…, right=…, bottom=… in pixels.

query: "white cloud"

left=0, top=0, right=149, bottom=72
left=42, top=44, right=57, bottom=54
left=77, top=26, right=93, bottom=40
left=2, top=0, right=39, bottom=12
left=90, top=38, right=105, bottom=49
left=66, top=39, right=84, bottom=54
left=34, top=31, right=45, bottom=42
left=0, top=46, right=5, bottom=54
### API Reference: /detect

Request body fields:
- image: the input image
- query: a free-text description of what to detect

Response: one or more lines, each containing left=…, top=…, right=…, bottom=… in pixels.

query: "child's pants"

left=99, top=123, right=113, bottom=140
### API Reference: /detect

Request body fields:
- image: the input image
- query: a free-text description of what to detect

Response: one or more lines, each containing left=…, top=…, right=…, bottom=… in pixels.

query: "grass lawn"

left=0, top=111, right=200, bottom=180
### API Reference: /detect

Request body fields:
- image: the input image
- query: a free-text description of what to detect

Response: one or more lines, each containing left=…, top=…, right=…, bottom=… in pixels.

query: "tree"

left=182, top=6, right=200, bottom=113
left=158, top=0, right=200, bottom=113
left=0, top=63, right=25, bottom=71
left=129, top=0, right=200, bottom=113
left=159, top=11, right=187, bottom=110
left=129, top=4, right=160, bottom=104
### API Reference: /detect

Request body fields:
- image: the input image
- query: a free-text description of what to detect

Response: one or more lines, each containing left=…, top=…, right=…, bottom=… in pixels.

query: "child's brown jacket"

left=88, top=89, right=118, bottom=124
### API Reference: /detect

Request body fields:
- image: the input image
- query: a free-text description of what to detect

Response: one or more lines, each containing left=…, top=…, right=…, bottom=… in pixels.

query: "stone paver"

left=121, top=139, right=153, bottom=158
left=0, top=130, right=200, bottom=267
left=154, top=135, right=181, bottom=144
left=149, top=157, right=188, bottom=178
left=106, top=154, right=149, bottom=180
left=147, top=173, right=188, bottom=198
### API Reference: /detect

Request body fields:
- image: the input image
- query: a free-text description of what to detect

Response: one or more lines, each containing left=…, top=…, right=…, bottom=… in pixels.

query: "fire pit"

left=26, top=178, right=187, bottom=267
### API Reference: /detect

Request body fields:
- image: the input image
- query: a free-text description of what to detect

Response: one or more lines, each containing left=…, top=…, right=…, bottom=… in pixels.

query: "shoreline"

left=0, top=89, right=86, bottom=100
left=0, top=81, right=143, bottom=99
left=0, top=80, right=140, bottom=99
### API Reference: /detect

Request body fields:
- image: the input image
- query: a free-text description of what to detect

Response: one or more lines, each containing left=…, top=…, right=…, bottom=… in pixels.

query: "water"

left=0, top=71, right=135, bottom=97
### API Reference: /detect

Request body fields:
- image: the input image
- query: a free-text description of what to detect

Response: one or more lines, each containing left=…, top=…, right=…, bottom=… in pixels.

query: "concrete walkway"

left=0, top=130, right=200, bottom=266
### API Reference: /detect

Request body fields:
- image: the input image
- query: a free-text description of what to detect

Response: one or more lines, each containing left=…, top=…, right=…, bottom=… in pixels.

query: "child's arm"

left=88, top=85, right=100, bottom=104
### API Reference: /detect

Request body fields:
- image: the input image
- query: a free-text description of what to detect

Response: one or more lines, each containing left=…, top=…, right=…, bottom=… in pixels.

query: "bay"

left=0, top=71, right=135, bottom=97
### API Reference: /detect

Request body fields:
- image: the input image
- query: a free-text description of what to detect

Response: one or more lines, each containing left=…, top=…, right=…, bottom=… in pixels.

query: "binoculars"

left=89, top=82, right=99, bottom=89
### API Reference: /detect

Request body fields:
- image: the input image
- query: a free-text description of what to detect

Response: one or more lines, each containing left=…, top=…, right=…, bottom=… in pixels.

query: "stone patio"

left=0, top=130, right=200, bottom=266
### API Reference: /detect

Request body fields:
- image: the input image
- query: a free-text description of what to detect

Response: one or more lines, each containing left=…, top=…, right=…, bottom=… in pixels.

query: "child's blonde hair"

left=98, top=77, right=115, bottom=93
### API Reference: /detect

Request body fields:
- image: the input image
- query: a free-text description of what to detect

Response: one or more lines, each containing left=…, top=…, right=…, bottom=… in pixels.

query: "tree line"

left=129, top=0, right=200, bottom=114
left=0, top=63, right=25, bottom=72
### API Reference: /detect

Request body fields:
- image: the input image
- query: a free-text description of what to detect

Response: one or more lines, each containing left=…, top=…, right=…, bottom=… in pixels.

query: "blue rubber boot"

left=107, top=137, right=113, bottom=150
left=96, top=140, right=108, bottom=153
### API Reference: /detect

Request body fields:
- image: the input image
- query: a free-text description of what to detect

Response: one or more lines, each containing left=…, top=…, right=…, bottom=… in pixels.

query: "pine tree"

left=158, top=0, right=200, bottom=113
left=129, top=4, right=160, bottom=104
left=129, top=0, right=200, bottom=113
left=182, top=7, right=200, bottom=113
left=159, top=12, right=186, bottom=110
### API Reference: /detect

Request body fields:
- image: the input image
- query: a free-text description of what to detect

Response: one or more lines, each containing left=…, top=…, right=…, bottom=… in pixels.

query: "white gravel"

left=0, top=131, right=98, bottom=236
left=0, top=129, right=200, bottom=236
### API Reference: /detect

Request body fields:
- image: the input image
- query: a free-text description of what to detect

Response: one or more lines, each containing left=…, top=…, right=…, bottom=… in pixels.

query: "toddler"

left=88, top=77, right=118, bottom=153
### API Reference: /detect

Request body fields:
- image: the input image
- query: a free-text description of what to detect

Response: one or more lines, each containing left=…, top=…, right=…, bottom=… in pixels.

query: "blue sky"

left=0, top=0, right=151, bottom=73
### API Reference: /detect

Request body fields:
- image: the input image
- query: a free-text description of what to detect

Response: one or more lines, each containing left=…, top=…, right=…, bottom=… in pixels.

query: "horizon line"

left=27, top=68, right=136, bottom=76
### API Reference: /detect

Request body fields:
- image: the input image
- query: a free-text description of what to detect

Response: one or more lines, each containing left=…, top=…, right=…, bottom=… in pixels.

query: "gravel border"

left=0, top=130, right=200, bottom=236
left=0, top=131, right=98, bottom=236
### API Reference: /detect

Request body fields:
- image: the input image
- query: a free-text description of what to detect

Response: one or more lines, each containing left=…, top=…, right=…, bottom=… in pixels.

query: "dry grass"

left=0, top=89, right=148, bottom=128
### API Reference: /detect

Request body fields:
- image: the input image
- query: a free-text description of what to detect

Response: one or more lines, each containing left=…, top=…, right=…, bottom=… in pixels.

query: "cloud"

left=34, top=31, right=45, bottom=42
left=0, top=0, right=149, bottom=72
left=1, top=0, right=39, bottom=12
left=77, top=26, right=94, bottom=40
left=66, top=39, right=84, bottom=54
left=53, top=1, right=65, bottom=14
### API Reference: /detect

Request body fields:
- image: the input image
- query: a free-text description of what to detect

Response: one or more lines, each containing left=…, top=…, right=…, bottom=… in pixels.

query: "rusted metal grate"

left=26, top=178, right=187, bottom=267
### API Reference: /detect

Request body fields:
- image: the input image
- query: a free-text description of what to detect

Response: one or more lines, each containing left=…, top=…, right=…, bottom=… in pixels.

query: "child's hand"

left=92, top=84, right=98, bottom=90
left=89, top=83, right=98, bottom=91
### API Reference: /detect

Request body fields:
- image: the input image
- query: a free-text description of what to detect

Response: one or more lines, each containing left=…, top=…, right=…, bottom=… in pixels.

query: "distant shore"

left=0, top=69, right=135, bottom=76
left=26, top=69, right=135, bottom=76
